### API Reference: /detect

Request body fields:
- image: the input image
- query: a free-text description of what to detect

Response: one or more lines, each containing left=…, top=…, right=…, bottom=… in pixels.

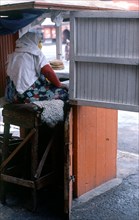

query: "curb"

left=72, top=177, right=122, bottom=207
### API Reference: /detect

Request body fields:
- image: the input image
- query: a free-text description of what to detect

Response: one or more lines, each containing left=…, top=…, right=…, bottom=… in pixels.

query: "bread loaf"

left=50, top=59, right=64, bottom=70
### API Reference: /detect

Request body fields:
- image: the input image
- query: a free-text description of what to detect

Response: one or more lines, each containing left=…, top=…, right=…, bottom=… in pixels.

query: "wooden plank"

left=105, top=109, right=118, bottom=180
left=76, top=106, right=86, bottom=195
left=1, top=0, right=129, bottom=11
left=0, top=1, right=34, bottom=11
left=96, top=108, right=106, bottom=186
left=72, top=106, right=78, bottom=197
left=35, top=0, right=119, bottom=11
left=83, top=107, right=97, bottom=192
left=64, top=108, right=73, bottom=218
left=0, top=33, right=18, bottom=97
left=73, top=106, right=118, bottom=197
left=35, top=135, right=54, bottom=179
left=73, top=106, right=97, bottom=196
left=0, top=174, right=35, bottom=188
left=0, top=128, right=36, bottom=172
left=35, top=172, right=56, bottom=190
left=70, top=99, right=139, bottom=112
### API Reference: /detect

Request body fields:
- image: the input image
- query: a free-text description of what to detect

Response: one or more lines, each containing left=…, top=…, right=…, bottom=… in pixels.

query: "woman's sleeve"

left=41, top=64, right=62, bottom=87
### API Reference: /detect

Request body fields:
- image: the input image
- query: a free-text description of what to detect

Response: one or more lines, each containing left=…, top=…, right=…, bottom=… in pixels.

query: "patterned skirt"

left=6, top=75, right=69, bottom=104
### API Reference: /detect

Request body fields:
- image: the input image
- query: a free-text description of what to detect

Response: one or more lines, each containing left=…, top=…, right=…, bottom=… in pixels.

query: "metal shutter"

left=69, top=11, right=139, bottom=112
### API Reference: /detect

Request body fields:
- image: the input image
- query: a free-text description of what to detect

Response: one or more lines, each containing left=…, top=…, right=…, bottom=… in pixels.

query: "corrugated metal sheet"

left=75, top=63, right=138, bottom=104
left=70, top=11, right=139, bottom=112
left=76, top=17, right=139, bottom=59
left=0, top=33, right=18, bottom=97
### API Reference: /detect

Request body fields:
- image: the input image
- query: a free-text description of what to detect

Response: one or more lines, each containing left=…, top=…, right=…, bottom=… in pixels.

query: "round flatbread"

left=49, top=59, right=63, bottom=66
left=50, top=59, right=64, bottom=70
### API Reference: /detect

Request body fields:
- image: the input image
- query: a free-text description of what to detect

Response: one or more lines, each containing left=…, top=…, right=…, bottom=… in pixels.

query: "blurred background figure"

left=62, top=29, right=70, bottom=61
left=65, top=39, right=70, bottom=61
left=62, top=29, right=70, bottom=44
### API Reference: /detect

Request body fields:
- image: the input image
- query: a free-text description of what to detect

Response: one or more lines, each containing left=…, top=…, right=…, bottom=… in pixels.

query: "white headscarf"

left=15, top=32, right=41, bottom=56
left=7, top=32, right=48, bottom=94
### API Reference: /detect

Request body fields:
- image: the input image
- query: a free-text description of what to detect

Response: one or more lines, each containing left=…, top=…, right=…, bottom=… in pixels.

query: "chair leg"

left=26, top=186, right=37, bottom=212
left=31, top=128, right=38, bottom=177
left=0, top=123, right=10, bottom=204
left=30, top=128, right=38, bottom=211
left=0, top=180, right=6, bottom=204
left=32, top=187, right=37, bottom=212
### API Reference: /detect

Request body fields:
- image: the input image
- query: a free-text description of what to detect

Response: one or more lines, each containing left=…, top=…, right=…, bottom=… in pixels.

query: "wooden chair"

left=0, top=103, right=57, bottom=210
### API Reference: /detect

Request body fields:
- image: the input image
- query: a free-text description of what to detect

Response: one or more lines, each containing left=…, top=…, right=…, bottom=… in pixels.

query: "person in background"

left=62, top=29, right=70, bottom=44
left=5, top=32, right=69, bottom=104
left=65, top=39, right=70, bottom=61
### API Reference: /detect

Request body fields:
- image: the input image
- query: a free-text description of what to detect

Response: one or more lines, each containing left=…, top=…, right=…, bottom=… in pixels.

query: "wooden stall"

left=69, top=9, right=139, bottom=197
left=0, top=0, right=138, bottom=218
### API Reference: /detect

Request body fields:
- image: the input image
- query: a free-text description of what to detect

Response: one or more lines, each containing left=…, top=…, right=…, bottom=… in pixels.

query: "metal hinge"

left=69, top=175, right=75, bottom=182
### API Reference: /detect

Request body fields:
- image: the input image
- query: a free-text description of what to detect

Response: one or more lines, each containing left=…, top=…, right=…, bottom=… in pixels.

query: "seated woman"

left=5, top=32, right=69, bottom=104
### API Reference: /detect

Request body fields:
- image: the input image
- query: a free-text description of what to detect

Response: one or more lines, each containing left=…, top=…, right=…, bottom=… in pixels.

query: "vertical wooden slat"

left=0, top=33, right=18, bottom=97
left=77, top=106, right=86, bottom=194
left=105, top=109, right=118, bottom=180
left=84, top=107, right=97, bottom=192
left=96, top=108, right=106, bottom=186
left=64, top=108, right=73, bottom=217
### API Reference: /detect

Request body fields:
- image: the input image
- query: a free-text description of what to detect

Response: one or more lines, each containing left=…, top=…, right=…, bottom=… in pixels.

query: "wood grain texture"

left=73, top=106, right=118, bottom=197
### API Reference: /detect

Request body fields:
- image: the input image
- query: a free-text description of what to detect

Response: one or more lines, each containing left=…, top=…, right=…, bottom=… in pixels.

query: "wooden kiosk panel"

left=0, top=33, right=18, bottom=97
left=73, top=106, right=118, bottom=197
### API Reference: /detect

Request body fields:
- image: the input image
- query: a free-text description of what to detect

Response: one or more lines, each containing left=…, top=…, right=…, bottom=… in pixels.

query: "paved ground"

left=0, top=109, right=139, bottom=220
left=71, top=174, right=139, bottom=220
left=71, top=110, right=139, bottom=220
left=118, top=111, right=139, bottom=154
left=71, top=152, right=139, bottom=220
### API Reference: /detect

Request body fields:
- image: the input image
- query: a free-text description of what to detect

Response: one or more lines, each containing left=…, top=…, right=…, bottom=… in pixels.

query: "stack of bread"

left=49, top=59, right=64, bottom=70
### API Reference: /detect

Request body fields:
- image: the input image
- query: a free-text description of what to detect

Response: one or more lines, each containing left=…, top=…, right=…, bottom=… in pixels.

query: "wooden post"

left=56, top=25, right=62, bottom=60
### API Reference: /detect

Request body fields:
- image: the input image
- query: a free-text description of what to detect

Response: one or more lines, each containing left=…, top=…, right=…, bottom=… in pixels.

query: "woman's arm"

left=41, top=64, right=61, bottom=87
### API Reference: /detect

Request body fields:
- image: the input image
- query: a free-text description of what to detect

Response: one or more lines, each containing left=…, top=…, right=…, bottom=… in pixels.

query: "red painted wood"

left=0, top=33, right=18, bottom=97
left=73, top=106, right=118, bottom=197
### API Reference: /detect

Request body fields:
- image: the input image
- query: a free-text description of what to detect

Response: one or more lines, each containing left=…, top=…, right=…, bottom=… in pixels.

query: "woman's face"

left=38, top=41, right=42, bottom=49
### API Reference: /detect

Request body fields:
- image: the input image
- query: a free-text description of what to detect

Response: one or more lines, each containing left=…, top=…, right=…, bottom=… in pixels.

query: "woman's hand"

left=41, top=64, right=61, bottom=87
left=60, top=83, right=69, bottom=91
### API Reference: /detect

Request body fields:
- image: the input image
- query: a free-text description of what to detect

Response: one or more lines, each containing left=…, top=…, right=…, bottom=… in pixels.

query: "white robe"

left=6, top=32, right=48, bottom=94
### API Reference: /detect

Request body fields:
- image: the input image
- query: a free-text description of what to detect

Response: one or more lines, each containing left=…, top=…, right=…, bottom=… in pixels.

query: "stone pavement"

left=0, top=110, right=139, bottom=220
